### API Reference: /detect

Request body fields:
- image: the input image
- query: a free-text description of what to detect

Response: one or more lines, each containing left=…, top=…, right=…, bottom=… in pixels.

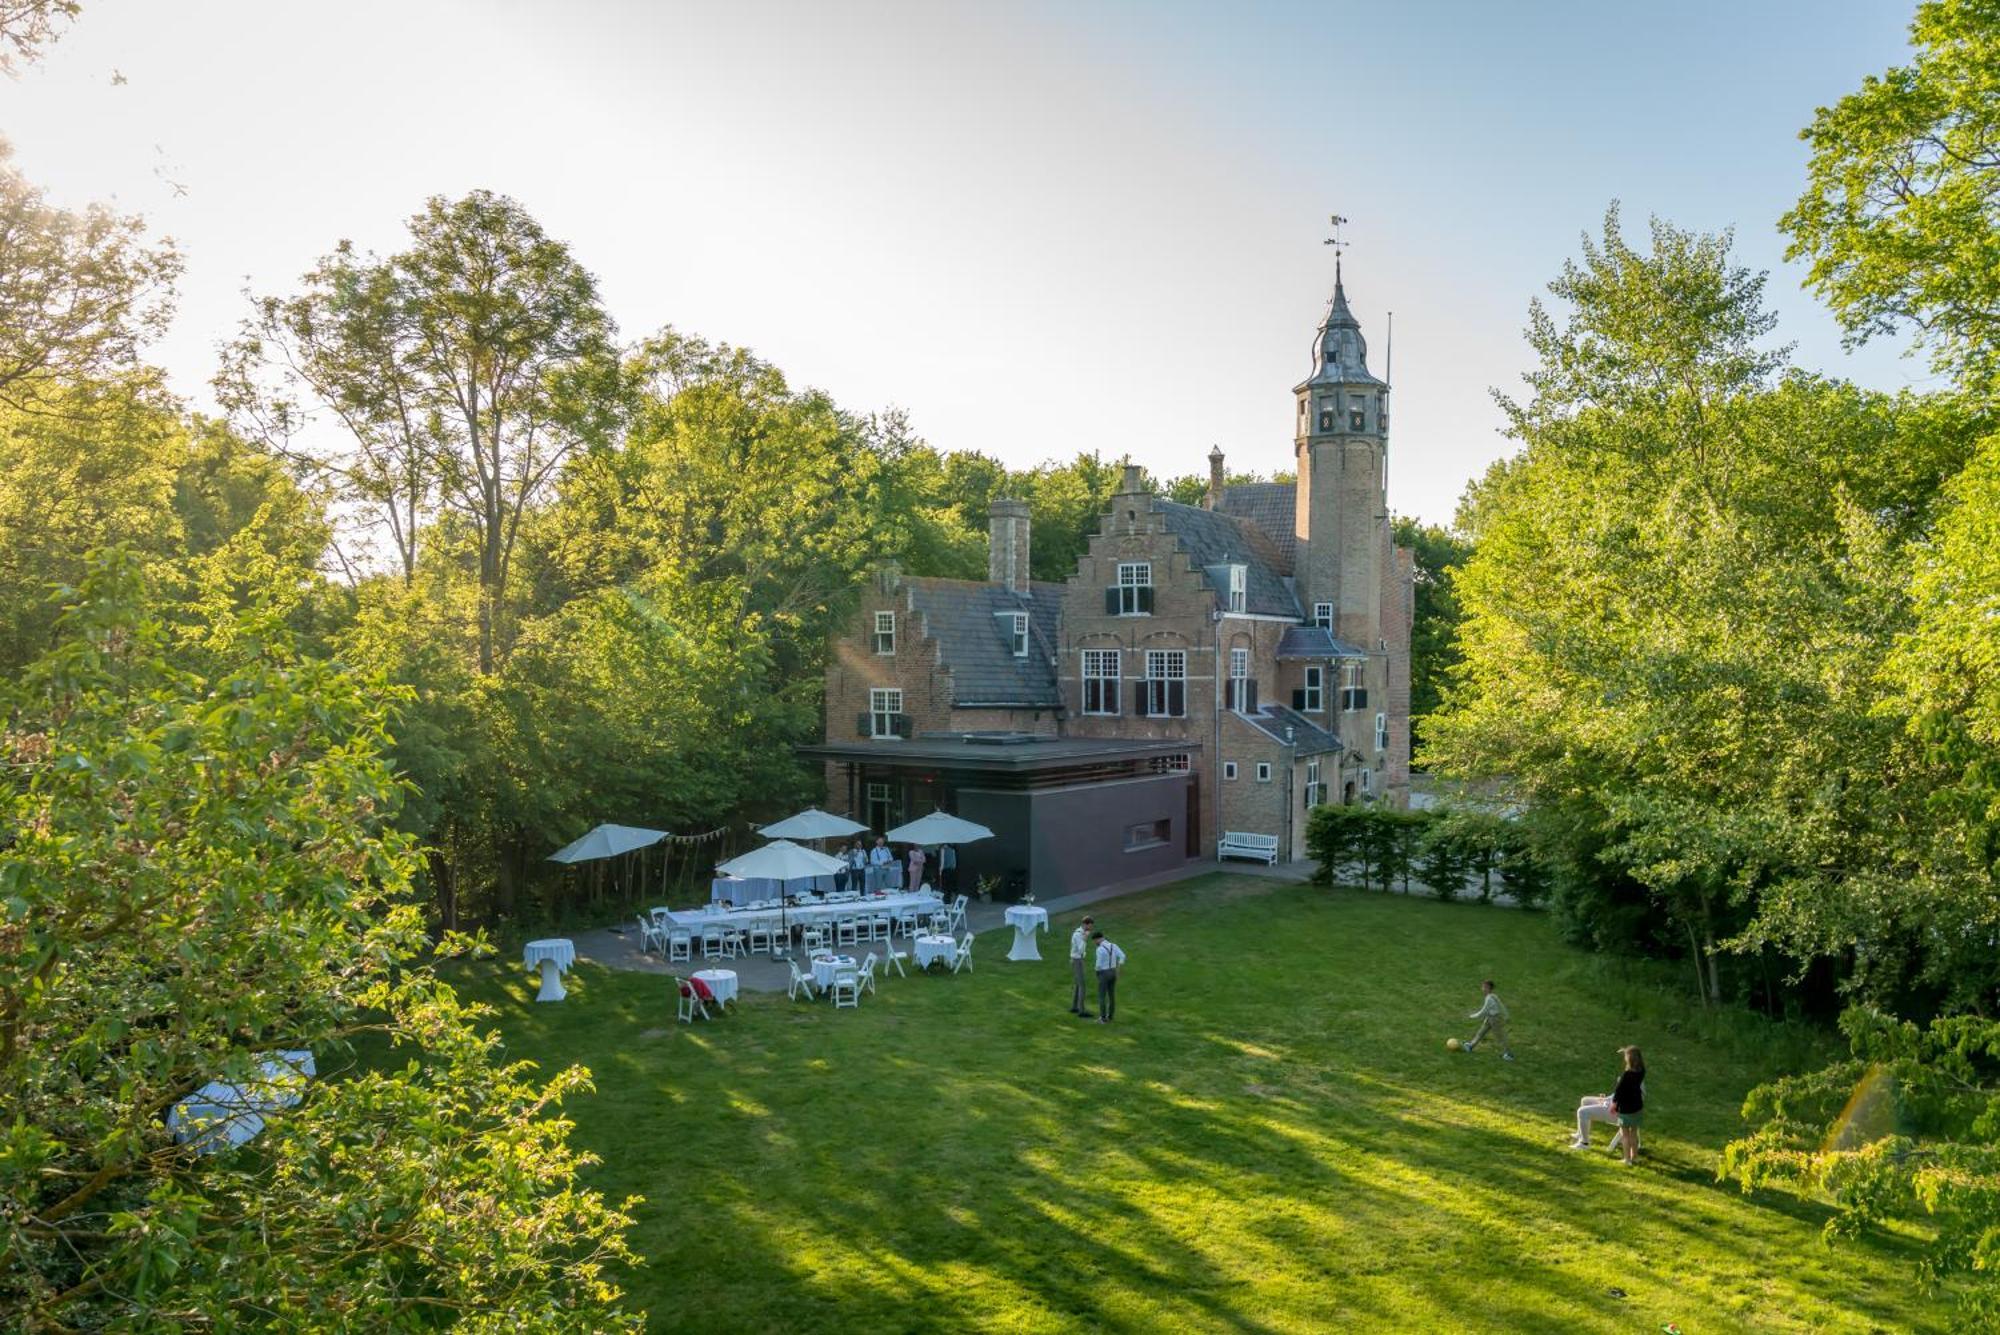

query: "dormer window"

left=1226, top=564, right=1246, bottom=613
left=1008, top=612, right=1029, bottom=657
left=1313, top=602, right=1333, bottom=630
left=873, top=610, right=895, bottom=655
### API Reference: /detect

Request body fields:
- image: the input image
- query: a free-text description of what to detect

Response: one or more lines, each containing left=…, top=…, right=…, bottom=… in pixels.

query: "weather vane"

left=1323, top=213, right=1349, bottom=281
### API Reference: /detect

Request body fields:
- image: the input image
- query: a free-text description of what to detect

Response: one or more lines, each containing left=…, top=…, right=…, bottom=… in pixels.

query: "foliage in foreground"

left=0, top=553, right=637, bottom=1331
left=1724, top=1006, right=2000, bottom=1332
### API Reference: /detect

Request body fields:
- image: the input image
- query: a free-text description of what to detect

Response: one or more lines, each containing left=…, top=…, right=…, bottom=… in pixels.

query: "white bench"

left=1217, top=831, right=1280, bottom=865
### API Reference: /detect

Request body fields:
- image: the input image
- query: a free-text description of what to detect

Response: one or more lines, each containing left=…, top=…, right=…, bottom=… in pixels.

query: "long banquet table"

left=708, top=864, right=904, bottom=905
left=660, top=889, right=942, bottom=938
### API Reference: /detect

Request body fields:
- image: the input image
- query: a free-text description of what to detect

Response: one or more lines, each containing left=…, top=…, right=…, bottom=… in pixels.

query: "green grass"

left=450, top=874, right=1942, bottom=1333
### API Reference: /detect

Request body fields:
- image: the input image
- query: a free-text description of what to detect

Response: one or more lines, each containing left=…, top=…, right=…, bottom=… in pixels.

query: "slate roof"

left=903, top=578, right=1066, bottom=707
left=1216, top=483, right=1298, bottom=572
left=1239, top=704, right=1348, bottom=758
left=1276, top=625, right=1371, bottom=659
left=1153, top=500, right=1300, bottom=618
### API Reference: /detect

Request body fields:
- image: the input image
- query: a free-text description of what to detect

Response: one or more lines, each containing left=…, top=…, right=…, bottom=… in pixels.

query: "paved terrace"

left=570, top=859, right=1314, bottom=993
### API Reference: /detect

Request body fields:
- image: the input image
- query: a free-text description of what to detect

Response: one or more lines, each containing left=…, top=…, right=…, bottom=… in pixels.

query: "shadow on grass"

left=444, top=877, right=1945, bottom=1334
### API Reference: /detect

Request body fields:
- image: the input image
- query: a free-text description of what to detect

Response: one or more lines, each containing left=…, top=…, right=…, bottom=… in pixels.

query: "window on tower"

left=1350, top=405, right=1366, bottom=431
left=1318, top=403, right=1335, bottom=431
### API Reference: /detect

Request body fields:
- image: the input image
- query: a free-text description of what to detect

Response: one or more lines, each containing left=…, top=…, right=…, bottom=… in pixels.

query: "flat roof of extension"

left=799, top=732, right=1201, bottom=772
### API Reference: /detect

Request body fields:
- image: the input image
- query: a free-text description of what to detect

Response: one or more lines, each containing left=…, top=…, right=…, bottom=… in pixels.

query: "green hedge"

left=1306, top=804, right=1548, bottom=907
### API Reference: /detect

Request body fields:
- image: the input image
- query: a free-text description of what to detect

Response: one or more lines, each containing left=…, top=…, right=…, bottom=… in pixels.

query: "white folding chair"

left=894, top=909, right=919, bottom=938
left=802, top=926, right=828, bottom=954
left=836, top=918, right=859, bottom=947
left=951, top=934, right=974, bottom=974
left=946, top=895, right=969, bottom=932
left=883, top=939, right=909, bottom=978
left=667, top=931, right=691, bottom=962
left=636, top=915, right=664, bottom=954
left=858, top=952, right=879, bottom=995
left=675, top=977, right=709, bottom=1023
left=700, top=926, right=725, bottom=960
left=787, top=959, right=817, bottom=1001
left=747, top=923, right=774, bottom=955
left=831, top=968, right=860, bottom=1008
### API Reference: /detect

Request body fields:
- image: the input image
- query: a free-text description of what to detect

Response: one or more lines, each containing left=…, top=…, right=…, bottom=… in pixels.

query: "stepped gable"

left=902, top=577, right=1066, bottom=708
left=1153, top=499, right=1300, bottom=618
left=1216, top=482, right=1299, bottom=573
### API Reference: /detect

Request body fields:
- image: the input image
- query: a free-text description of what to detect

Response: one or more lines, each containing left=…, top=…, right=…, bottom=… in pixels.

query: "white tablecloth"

left=168, top=1050, right=315, bottom=1153
left=692, top=969, right=738, bottom=1006
left=811, top=955, right=857, bottom=990
left=523, top=939, right=576, bottom=972
left=662, top=891, right=941, bottom=937
left=1003, top=905, right=1048, bottom=961
left=524, top=938, right=575, bottom=1002
left=710, top=873, right=840, bottom=905
left=914, top=934, right=957, bottom=969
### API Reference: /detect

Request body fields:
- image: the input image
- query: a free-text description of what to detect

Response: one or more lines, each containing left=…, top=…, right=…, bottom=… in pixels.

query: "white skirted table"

left=167, top=1050, right=316, bottom=1153
left=1003, top=905, right=1049, bottom=961
left=523, top=938, right=576, bottom=1002
left=810, top=954, right=857, bottom=992
left=691, top=968, right=738, bottom=1007
left=913, top=934, right=957, bottom=970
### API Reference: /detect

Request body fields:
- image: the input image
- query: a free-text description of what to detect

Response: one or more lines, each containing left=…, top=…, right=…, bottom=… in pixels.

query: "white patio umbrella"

left=547, top=823, right=671, bottom=864
left=547, top=823, right=672, bottom=901
left=757, top=808, right=869, bottom=841
left=715, top=839, right=849, bottom=952
left=715, top=839, right=847, bottom=881
left=883, top=812, right=993, bottom=845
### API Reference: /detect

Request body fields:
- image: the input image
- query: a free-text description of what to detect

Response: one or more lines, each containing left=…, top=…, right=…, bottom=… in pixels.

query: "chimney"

left=1120, top=461, right=1144, bottom=493
left=988, top=498, right=1031, bottom=593
left=1207, top=445, right=1225, bottom=510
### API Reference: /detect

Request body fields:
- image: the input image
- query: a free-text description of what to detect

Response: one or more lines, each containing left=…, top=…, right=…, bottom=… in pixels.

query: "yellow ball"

left=1446, top=1038, right=1462, bottom=1051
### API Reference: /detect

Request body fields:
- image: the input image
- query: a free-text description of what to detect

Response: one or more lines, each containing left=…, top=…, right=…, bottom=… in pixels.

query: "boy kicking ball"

left=1458, top=979, right=1514, bottom=1061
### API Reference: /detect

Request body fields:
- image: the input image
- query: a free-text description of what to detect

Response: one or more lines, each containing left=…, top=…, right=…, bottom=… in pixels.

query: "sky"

left=0, top=0, right=1934, bottom=524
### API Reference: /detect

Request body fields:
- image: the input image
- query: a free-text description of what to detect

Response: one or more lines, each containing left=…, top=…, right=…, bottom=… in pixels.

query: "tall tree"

left=1784, top=0, right=2000, bottom=393
left=0, top=140, right=179, bottom=412
left=0, top=0, right=80, bottom=71
left=1389, top=515, right=1472, bottom=751
left=0, top=553, right=637, bottom=1330
left=232, top=193, right=621, bottom=669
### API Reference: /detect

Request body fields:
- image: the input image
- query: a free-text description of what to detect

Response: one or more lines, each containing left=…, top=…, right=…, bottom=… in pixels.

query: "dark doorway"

left=1185, top=777, right=1200, bottom=858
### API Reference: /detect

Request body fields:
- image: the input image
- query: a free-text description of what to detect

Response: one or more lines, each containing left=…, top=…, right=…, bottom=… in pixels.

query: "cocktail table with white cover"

left=691, top=968, right=738, bottom=1007
left=810, top=954, right=856, bottom=992
left=913, top=934, right=957, bottom=970
left=167, top=1050, right=316, bottom=1153
left=523, top=938, right=576, bottom=1002
left=1002, top=905, right=1048, bottom=961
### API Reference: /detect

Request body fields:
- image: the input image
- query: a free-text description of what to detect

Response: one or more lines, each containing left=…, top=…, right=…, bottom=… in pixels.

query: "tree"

left=0, top=1, right=81, bottom=71
left=1390, top=516, right=1473, bottom=753
left=1428, top=208, right=1981, bottom=1008
left=233, top=193, right=621, bottom=670
left=1723, top=1006, right=2000, bottom=1330
left=0, top=140, right=180, bottom=412
left=1784, top=0, right=2000, bottom=393
left=0, top=553, right=638, bottom=1329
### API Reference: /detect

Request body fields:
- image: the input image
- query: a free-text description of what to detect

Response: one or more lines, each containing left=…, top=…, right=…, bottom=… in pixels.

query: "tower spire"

left=1324, top=213, right=1349, bottom=294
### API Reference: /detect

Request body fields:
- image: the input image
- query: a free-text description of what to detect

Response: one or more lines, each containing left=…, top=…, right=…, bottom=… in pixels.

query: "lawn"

left=450, top=874, right=1942, bottom=1333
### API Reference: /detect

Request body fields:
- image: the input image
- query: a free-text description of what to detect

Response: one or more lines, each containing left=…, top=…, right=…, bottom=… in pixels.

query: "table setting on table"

left=913, top=934, right=958, bottom=970
left=809, top=953, right=857, bottom=991
left=691, top=967, right=738, bottom=1007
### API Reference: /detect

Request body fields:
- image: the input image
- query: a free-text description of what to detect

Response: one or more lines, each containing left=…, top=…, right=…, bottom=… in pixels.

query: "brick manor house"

left=803, top=268, right=1413, bottom=895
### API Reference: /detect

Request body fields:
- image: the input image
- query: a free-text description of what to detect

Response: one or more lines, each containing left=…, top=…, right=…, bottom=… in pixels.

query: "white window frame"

left=1116, top=562, right=1152, bottom=616
left=1007, top=612, right=1029, bottom=657
left=1227, top=646, right=1250, bottom=712
left=1223, top=761, right=1238, bottom=780
left=1226, top=564, right=1246, bottom=613
left=1343, top=661, right=1365, bottom=713
left=873, top=610, right=895, bottom=655
left=1301, top=665, right=1324, bottom=714
left=1313, top=602, right=1334, bottom=630
left=1143, top=649, right=1188, bottom=718
left=868, top=687, right=903, bottom=740
left=1081, top=649, right=1120, bottom=716
left=1305, top=758, right=1324, bottom=809
left=1375, top=711, right=1388, bottom=753
left=1149, top=752, right=1192, bottom=775
left=1256, top=762, right=1273, bottom=782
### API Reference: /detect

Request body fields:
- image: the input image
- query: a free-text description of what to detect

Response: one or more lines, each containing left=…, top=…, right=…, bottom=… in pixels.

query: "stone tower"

left=1291, top=261, right=1389, bottom=649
